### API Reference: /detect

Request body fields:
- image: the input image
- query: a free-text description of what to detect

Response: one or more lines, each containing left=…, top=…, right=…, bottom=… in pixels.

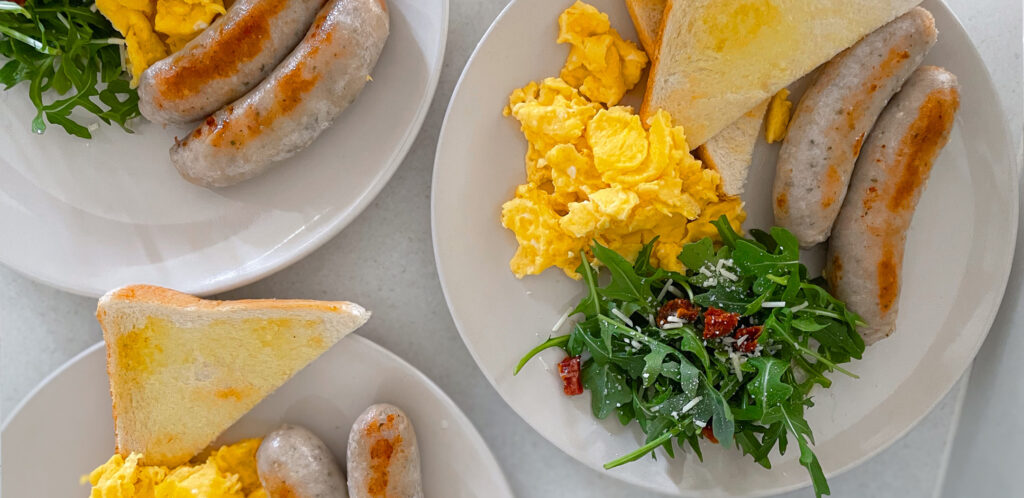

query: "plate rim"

left=1, top=333, right=514, bottom=496
left=0, top=0, right=451, bottom=299
left=429, top=0, right=1021, bottom=495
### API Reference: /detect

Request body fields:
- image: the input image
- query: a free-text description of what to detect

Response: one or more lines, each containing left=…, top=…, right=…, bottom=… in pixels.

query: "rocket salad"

left=515, top=217, right=866, bottom=497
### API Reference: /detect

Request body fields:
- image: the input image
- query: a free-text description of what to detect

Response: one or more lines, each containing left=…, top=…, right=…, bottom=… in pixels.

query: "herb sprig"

left=516, top=217, right=866, bottom=497
left=0, top=0, right=138, bottom=138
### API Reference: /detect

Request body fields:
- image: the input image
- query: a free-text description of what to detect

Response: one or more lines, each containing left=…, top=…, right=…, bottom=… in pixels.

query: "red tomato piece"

left=656, top=298, right=701, bottom=327
left=703, top=307, right=740, bottom=339
left=558, top=356, right=584, bottom=396
left=702, top=425, right=719, bottom=444
left=733, top=326, right=764, bottom=353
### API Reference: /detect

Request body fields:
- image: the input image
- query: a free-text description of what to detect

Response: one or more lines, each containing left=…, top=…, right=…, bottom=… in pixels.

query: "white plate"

left=431, top=0, right=1018, bottom=495
left=1, top=334, right=512, bottom=497
left=0, top=0, right=447, bottom=298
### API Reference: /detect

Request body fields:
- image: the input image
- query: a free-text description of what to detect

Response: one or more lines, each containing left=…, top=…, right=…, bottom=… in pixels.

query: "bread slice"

left=641, top=0, right=921, bottom=147
left=97, top=285, right=370, bottom=467
left=625, top=0, right=666, bottom=56
left=695, top=99, right=769, bottom=196
left=627, top=0, right=768, bottom=197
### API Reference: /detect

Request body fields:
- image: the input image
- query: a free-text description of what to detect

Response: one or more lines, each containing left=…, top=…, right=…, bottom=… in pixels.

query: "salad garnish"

left=0, top=0, right=138, bottom=137
left=516, top=216, right=866, bottom=497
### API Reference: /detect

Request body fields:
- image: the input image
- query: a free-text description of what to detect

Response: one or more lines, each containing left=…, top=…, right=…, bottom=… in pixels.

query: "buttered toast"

left=641, top=0, right=921, bottom=147
left=626, top=0, right=768, bottom=197
left=97, top=285, right=370, bottom=466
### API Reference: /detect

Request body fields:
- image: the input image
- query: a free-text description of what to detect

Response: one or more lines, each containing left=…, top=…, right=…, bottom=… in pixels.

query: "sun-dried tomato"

left=733, top=326, right=764, bottom=353
left=702, top=307, right=740, bottom=339
left=702, top=425, right=719, bottom=444
left=558, top=356, right=583, bottom=396
left=656, top=298, right=701, bottom=327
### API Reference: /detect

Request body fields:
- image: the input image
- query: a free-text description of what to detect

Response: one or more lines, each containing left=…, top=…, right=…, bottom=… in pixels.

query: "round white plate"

left=432, top=0, right=1018, bottom=495
left=0, top=0, right=447, bottom=298
left=1, top=334, right=512, bottom=497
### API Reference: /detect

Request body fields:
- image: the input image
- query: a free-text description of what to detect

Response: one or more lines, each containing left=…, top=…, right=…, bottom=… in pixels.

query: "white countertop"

left=2, top=1, right=1020, bottom=496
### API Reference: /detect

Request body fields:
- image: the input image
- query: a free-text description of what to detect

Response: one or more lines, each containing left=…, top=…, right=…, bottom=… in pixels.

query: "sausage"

left=256, top=424, right=349, bottom=498
left=773, top=7, right=937, bottom=246
left=170, top=0, right=389, bottom=188
left=824, top=66, right=959, bottom=344
left=138, top=0, right=328, bottom=125
left=347, top=404, right=423, bottom=498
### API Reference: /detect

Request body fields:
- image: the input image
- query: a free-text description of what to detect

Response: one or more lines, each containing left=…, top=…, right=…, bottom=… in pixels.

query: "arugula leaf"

left=642, top=343, right=671, bottom=387
left=592, top=242, right=649, bottom=304
left=678, top=236, right=714, bottom=271
left=573, top=257, right=602, bottom=317
left=0, top=0, right=140, bottom=137
left=582, top=360, right=632, bottom=419
left=745, top=357, right=793, bottom=408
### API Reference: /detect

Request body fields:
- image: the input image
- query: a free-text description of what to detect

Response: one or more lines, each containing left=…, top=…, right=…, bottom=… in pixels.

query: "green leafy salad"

left=0, top=0, right=138, bottom=138
left=515, top=216, right=866, bottom=497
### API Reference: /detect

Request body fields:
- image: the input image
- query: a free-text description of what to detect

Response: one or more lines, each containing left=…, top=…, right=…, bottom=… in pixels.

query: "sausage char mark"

left=877, top=241, right=900, bottom=314
left=887, top=87, right=960, bottom=214
left=153, top=0, right=291, bottom=101
left=364, top=413, right=404, bottom=498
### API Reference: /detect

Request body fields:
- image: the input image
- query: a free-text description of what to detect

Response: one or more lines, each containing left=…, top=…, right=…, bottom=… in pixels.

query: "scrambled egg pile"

left=97, top=0, right=226, bottom=86
left=501, top=1, right=745, bottom=278
left=84, top=439, right=267, bottom=498
left=557, top=1, right=647, bottom=106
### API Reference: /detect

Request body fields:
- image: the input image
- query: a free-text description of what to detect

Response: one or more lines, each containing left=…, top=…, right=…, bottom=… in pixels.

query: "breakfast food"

left=502, top=2, right=744, bottom=278
left=347, top=403, right=423, bottom=498
left=774, top=8, right=938, bottom=246
left=97, top=0, right=226, bottom=86
left=559, top=1, right=647, bottom=106
left=257, top=425, right=349, bottom=498
left=641, top=0, right=921, bottom=147
left=516, top=220, right=866, bottom=498
left=763, top=89, right=792, bottom=143
left=138, top=0, right=327, bottom=125
left=825, top=66, right=959, bottom=344
left=624, top=0, right=664, bottom=56
left=170, top=0, right=390, bottom=187
left=694, top=99, right=769, bottom=196
left=626, top=0, right=768, bottom=198
left=97, top=284, right=370, bottom=466
left=85, top=439, right=266, bottom=497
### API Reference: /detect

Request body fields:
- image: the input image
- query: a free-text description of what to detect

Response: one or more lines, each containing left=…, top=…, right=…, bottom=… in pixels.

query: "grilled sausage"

left=256, top=424, right=349, bottom=498
left=824, top=66, right=959, bottom=344
left=138, top=0, right=327, bottom=125
left=170, top=0, right=389, bottom=188
left=347, top=404, right=423, bottom=498
left=774, top=8, right=937, bottom=246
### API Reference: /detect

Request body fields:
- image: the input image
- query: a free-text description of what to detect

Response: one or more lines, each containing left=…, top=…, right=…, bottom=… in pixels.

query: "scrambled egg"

left=500, top=2, right=745, bottom=279
left=557, top=1, right=647, bottom=106
left=764, top=88, right=793, bottom=143
left=97, top=0, right=226, bottom=86
left=84, top=439, right=267, bottom=498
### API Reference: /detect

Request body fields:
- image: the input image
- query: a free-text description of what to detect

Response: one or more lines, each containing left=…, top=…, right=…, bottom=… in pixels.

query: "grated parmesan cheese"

left=611, top=308, right=634, bottom=327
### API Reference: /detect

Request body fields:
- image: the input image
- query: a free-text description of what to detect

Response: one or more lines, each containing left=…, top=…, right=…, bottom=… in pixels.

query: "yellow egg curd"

left=500, top=2, right=745, bottom=279
left=557, top=1, right=647, bottom=106
left=96, top=0, right=226, bottom=86
left=83, top=439, right=267, bottom=498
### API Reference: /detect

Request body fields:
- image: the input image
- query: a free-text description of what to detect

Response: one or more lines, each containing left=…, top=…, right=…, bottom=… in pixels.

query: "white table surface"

left=1, top=1, right=1020, bottom=496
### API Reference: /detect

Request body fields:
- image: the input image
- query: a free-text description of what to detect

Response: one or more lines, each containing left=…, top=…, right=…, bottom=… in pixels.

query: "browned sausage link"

left=825, top=66, right=959, bottom=344
left=138, top=0, right=327, bottom=125
left=170, top=0, right=389, bottom=187
left=773, top=7, right=937, bottom=246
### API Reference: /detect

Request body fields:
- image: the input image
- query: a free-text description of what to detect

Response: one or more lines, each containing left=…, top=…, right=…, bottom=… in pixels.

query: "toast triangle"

left=97, top=285, right=370, bottom=466
left=641, top=0, right=921, bottom=147
left=696, top=99, right=769, bottom=197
